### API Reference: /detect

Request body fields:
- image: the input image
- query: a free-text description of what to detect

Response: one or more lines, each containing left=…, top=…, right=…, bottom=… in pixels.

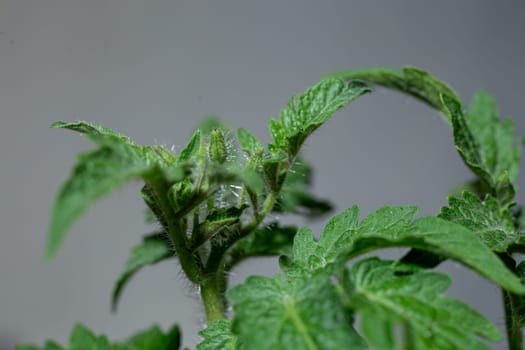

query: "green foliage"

left=197, top=320, right=237, bottom=350
left=326, top=66, right=461, bottom=123
left=225, top=223, right=297, bottom=270
left=268, top=79, right=371, bottom=158
left=444, top=94, right=517, bottom=207
left=282, top=205, right=524, bottom=293
left=227, top=272, right=366, bottom=350
left=17, top=324, right=180, bottom=350
left=30, top=69, right=525, bottom=349
left=46, top=132, right=169, bottom=259
left=225, top=203, right=512, bottom=349
left=344, top=257, right=499, bottom=350
left=328, top=67, right=522, bottom=208
left=466, top=91, right=520, bottom=183
left=237, top=128, right=263, bottom=157
left=440, top=192, right=517, bottom=252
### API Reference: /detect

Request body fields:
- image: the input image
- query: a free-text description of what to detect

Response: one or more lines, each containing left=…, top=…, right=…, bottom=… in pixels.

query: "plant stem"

left=200, top=191, right=279, bottom=323
left=503, top=289, right=523, bottom=350
left=201, top=273, right=226, bottom=324
left=499, top=254, right=523, bottom=350
left=151, top=182, right=202, bottom=283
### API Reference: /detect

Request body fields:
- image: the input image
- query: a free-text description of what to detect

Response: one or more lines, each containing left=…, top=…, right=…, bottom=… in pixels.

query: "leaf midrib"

left=356, top=287, right=481, bottom=348
left=284, top=297, right=318, bottom=350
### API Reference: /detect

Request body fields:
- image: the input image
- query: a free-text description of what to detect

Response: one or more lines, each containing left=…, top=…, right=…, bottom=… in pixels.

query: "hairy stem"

left=200, top=191, right=279, bottom=323
left=151, top=182, right=202, bottom=283
left=499, top=254, right=524, bottom=350
left=503, top=289, right=523, bottom=350
left=201, top=273, right=227, bottom=324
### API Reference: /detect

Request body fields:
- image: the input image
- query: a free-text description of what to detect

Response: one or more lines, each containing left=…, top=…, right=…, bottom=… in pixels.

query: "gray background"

left=1, top=1, right=524, bottom=349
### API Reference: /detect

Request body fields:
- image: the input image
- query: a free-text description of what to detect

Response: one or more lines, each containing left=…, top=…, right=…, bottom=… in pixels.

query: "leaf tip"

left=50, top=121, right=67, bottom=129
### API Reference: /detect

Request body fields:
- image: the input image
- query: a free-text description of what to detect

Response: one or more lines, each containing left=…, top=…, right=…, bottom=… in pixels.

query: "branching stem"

left=151, top=182, right=202, bottom=283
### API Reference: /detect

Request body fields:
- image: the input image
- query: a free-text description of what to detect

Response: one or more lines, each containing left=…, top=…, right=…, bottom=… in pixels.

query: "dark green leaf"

left=112, top=234, right=173, bottom=311
left=344, top=257, right=499, bottom=350
left=197, top=320, right=237, bottom=350
left=282, top=206, right=525, bottom=294
left=196, top=206, right=246, bottom=246
left=273, top=158, right=332, bottom=218
left=226, top=223, right=297, bottom=269
left=141, top=185, right=167, bottom=228
left=439, top=192, right=517, bottom=252
left=269, top=79, right=371, bottom=157
left=227, top=271, right=366, bottom=350
left=326, top=66, right=461, bottom=124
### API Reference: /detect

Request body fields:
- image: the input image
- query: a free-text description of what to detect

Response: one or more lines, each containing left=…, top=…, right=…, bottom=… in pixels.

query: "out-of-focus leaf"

left=112, top=234, right=173, bottom=311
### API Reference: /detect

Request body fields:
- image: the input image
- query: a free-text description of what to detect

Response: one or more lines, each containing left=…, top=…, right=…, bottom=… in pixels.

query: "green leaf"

left=51, top=121, right=132, bottom=144
left=282, top=206, right=525, bottom=294
left=269, top=79, right=371, bottom=157
left=326, top=66, right=461, bottom=124
left=467, top=90, right=521, bottom=182
left=178, top=129, right=201, bottom=163
left=18, top=324, right=180, bottom=350
left=226, top=223, right=297, bottom=270
left=237, top=168, right=264, bottom=194
left=439, top=192, right=517, bottom=252
left=443, top=94, right=517, bottom=207
left=48, top=121, right=181, bottom=259
left=344, top=257, right=499, bottom=350
left=47, top=141, right=163, bottom=259
left=112, top=234, right=173, bottom=311
left=227, top=271, right=366, bottom=350
left=328, top=68, right=521, bottom=206
left=196, top=206, right=246, bottom=246
left=116, top=324, right=180, bottom=350
left=69, top=324, right=111, bottom=350
left=197, top=320, right=237, bottom=350
left=16, top=341, right=64, bottom=350
left=273, top=158, right=332, bottom=218
left=237, top=128, right=263, bottom=157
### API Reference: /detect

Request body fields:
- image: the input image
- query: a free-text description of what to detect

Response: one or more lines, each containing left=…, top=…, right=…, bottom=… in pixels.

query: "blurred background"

left=1, top=1, right=524, bottom=348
